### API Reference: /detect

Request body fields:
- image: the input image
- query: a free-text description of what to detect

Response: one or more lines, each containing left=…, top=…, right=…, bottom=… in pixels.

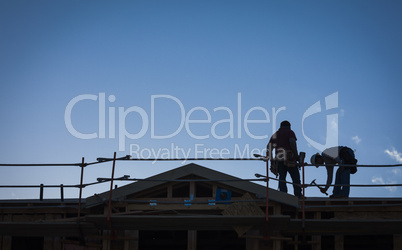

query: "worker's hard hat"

left=310, top=153, right=319, bottom=165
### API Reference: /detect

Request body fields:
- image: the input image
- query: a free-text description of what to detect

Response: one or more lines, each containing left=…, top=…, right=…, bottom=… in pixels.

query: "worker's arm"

left=289, top=138, right=298, bottom=160
left=266, top=142, right=274, bottom=160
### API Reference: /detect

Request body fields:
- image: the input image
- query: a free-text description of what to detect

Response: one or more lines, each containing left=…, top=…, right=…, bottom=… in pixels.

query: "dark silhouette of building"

left=1, top=163, right=401, bottom=249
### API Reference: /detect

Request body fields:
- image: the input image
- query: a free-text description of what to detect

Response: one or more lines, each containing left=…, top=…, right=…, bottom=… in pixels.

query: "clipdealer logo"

left=64, top=93, right=285, bottom=153
left=64, top=92, right=339, bottom=160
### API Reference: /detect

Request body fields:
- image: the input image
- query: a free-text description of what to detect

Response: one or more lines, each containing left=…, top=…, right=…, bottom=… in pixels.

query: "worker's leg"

left=339, top=169, right=351, bottom=197
left=288, top=166, right=302, bottom=197
left=333, top=168, right=350, bottom=197
left=333, top=168, right=342, bottom=196
left=278, top=161, right=288, bottom=193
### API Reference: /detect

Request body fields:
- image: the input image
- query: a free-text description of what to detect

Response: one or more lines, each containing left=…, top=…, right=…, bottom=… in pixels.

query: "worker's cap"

left=280, top=120, right=291, bottom=128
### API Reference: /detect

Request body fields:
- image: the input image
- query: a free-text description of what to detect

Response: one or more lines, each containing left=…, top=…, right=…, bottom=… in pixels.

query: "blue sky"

left=0, top=0, right=401, bottom=199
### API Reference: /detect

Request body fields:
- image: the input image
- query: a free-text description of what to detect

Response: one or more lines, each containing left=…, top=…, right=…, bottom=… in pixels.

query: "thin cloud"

left=352, top=135, right=361, bottom=145
left=391, top=168, right=402, bottom=176
left=384, top=147, right=402, bottom=163
left=371, top=176, right=397, bottom=192
left=330, top=118, right=338, bottom=130
left=339, top=109, right=345, bottom=117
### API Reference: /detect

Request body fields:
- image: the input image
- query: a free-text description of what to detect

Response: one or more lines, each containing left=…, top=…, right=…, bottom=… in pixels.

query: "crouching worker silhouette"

left=267, top=121, right=302, bottom=198
left=310, top=146, right=357, bottom=198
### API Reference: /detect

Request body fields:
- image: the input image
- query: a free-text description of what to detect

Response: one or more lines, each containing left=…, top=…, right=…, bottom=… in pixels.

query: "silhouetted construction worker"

left=267, top=120, right=302, bottom=197
left=310, top=146, right=357, bottom=198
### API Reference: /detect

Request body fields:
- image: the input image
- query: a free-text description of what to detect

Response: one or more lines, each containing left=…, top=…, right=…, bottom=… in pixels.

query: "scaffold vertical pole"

left=264, top=152, right=270, bottom=240
left=107, top=152, right=117, bottom=221
left=300, top=152, right=306, bottom=230
left=107, top=152, right=117, bottom=241
left=60, top=184, right=64, bottom=202
left=78, top=157, right=85, bottom=219
left=39, top=184, right=44, bottom=201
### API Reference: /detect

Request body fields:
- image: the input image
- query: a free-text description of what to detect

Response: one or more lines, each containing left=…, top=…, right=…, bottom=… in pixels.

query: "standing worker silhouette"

left=267, top=121, right=302, bottom=197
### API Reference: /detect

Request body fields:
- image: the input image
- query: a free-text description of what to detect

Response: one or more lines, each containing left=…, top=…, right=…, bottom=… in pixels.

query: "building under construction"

left=1, top=159, right=402, bottom=250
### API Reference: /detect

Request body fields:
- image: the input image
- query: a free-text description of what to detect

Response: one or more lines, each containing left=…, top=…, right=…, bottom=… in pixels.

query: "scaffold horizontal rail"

left=1, top=156, right=401, bottom=167
left=0, top=163, right=83, bottom=167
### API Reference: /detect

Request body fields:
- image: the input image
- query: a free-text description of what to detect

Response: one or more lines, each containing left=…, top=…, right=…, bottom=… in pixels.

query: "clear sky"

left=1, top=0, right=401, bottom=199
